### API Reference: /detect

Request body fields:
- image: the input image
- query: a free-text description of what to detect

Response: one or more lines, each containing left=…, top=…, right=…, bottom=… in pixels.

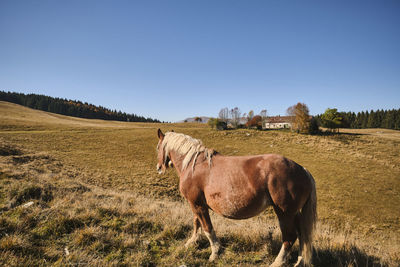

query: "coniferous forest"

left=316, top=109, right=400, bottom=130
left=0, top=91, right=160, bottom=123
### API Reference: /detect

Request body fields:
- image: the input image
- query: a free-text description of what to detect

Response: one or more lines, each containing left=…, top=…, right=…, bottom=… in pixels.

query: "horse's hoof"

left=208, top=253, right=218, bottom=262
left=208, top=242, right=221, bottom=261
left=294, top=256, right=304, bottom=267
left=184, top=242, right=192, bottom=249
left=269, top=261, right=286, bottom=267
left=184, top=237, right=197, bottom=249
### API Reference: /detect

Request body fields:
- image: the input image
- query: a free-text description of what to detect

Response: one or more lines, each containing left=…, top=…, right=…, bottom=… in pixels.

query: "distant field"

left=0, top=101, right=399, bottom=266
left=338, top=128, right=400, bottom=141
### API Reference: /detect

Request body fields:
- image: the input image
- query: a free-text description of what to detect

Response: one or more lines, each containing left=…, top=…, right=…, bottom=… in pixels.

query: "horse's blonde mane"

left=162, top=132, right=215, bottom=172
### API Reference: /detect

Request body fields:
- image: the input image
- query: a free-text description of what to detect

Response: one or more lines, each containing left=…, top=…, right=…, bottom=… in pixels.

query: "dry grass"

left=0, top=101, right=399, bottom=266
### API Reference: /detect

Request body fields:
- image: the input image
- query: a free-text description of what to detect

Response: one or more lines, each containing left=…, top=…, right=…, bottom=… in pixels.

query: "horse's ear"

left=157, top=129, right=164, bottom=139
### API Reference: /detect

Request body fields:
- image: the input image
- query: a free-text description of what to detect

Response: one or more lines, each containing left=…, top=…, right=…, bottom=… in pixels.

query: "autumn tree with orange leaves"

left=286, top=102, right=311, bottom=133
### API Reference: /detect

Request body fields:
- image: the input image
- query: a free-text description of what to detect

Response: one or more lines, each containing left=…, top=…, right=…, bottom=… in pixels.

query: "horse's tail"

left=299, top=169, right=317, bottom=267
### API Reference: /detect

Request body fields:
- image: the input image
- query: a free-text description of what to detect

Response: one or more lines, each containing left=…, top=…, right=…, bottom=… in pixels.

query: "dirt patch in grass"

left=0, top=142, right=22, bottom=156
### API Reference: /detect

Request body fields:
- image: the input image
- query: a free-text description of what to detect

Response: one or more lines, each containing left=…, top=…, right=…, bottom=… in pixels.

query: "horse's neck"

left=169, top=150, right=185, bottom=176
left=170, top=149, right=213, bottom=177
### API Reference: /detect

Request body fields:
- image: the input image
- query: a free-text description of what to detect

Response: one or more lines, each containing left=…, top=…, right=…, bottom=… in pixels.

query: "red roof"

left=266, top=116, right=293, bottom=123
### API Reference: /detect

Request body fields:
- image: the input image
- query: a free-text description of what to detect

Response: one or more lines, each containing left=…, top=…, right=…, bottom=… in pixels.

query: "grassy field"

left=0, top=101, right=399, bottom=266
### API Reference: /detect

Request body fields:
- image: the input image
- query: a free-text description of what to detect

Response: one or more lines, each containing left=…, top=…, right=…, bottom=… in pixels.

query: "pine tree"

left=354, top=112, right=362, bottom=128
left=361, top=111, right=369, bottom=128
left=395, top=110, right=400, bottom=130
left=367, top=110, right=378, bottom=128
left=350, top=112, right=357, bottom=128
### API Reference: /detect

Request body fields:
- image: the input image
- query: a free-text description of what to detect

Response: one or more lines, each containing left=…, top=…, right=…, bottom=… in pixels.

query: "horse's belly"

left=206, top=191, right=270, bottom=220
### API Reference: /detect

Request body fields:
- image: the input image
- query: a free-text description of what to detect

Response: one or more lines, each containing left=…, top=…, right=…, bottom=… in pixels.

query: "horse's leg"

left=191, top=204, right=220, bottom=261
left=204, top=229, right=220, bottom=262
left=270, top=209, right=298, bottom=267
left=185, top=217, right=201, bottom=248
left=294, top=213, right=304, bottom=267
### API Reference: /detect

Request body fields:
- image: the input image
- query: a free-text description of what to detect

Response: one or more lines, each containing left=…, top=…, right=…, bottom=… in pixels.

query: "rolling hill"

left=0, top=91, right=160, bottom=123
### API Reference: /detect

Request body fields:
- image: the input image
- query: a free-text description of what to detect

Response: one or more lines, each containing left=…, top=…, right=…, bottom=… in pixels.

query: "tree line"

left=208, top=103, right=400, bottom=133
left=208, top=107, right=268, bottom=130
left=316, top=108, right=400, bottom=131
left=0, top=91, right=160, bottom=123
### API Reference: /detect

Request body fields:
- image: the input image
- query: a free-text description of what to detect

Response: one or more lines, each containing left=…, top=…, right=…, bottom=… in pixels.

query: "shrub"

left=308, top=117, right=320, bottom=135
left=208, top=118, right=227, bottom=130
left=245, top=115, right=262, bottom=129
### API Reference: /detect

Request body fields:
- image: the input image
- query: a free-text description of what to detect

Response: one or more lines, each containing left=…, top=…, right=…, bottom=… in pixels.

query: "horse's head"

left=156, top=129, right=173, bottom=174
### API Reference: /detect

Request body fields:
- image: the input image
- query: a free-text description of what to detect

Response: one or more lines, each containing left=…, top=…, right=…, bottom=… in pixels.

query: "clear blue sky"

left=1, top=1, right=399, bottom=122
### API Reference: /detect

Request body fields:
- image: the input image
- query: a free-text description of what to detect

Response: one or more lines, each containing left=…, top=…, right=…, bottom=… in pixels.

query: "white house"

left=264, top=116, right=293, bottom=129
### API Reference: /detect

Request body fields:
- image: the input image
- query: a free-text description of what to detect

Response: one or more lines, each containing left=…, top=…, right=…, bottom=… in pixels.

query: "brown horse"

left=156, top=129, right=317, bottom=267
